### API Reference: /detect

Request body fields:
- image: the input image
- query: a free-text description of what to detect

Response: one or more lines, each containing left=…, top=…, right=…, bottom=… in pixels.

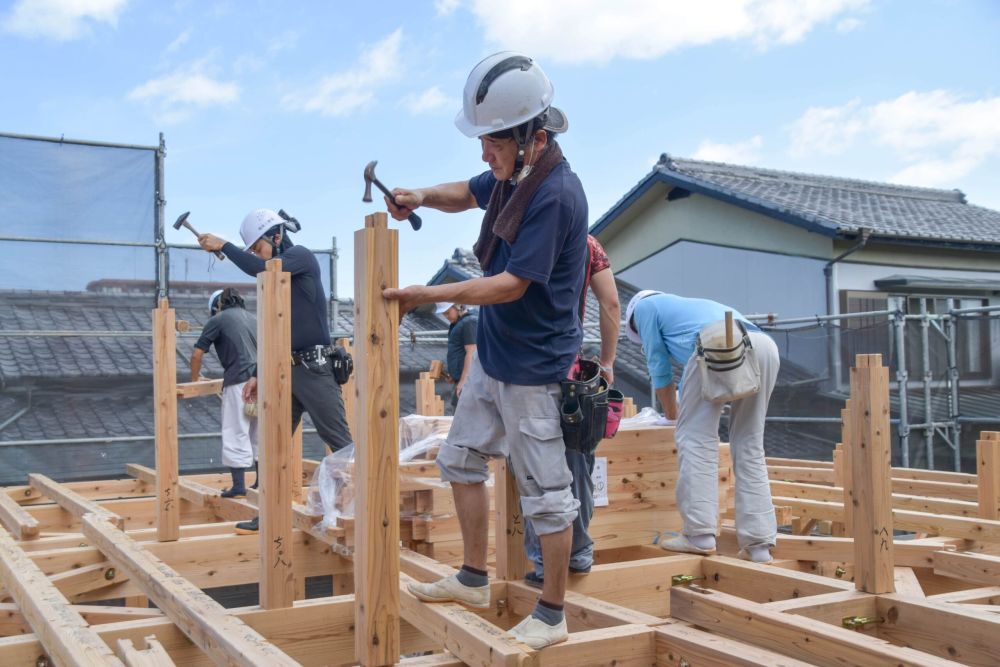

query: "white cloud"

left=165, top=28, right=191, bottom=54
left=435, top=0, right=461, bottom=16
left=787, top=91, right=1000, bottom=187
left=3, top=0, right=127, bottom=40
left=836, top=16, right=862, bottom=33
left=127, top=61, right=239, bottom=124
left=400, top=86, right=456, bottom=115
left=692, top=135, right=763, bottom=164
left=233, top=29, right=298, bottom=74
left=468, top=0, right=868, bottom=65
left=282, top=29, right=403, bottom=117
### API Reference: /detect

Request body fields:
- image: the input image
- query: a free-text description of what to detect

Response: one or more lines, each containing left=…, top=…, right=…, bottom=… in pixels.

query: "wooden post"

left=848, top=354, right=894, bottom=594
left=291, top=423, right=303, bottom=503
left=353, top=212, right=400, bottom=665
left=257, top=258, right=294, bottom=610
left=415, top=372, right=443, bottom=416
left=338, top=338, right=357, bottom=437
left=152, top=298, right=179, bottom=542
left=840, top=402, right=853, bottom=536
left=622, top=397, right=637, bottom=419
left=494, top=458, right=530, bottom=580
left=977, top=431, right=1000, bottom=520
left=725, top=310, right=734, bottom=348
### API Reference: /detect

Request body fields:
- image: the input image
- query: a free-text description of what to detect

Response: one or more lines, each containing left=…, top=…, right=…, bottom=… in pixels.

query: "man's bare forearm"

left=418, top=181, right=478, bottom=213
left=656, top=384, right=678, bottom=420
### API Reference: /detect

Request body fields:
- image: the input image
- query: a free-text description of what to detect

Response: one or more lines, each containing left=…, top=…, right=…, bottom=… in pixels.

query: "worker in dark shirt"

left=197, top=209, right=353, bottom=534
left=435, top=302, right=477, bottom=406
left=191, top=287, right=258, bottom=498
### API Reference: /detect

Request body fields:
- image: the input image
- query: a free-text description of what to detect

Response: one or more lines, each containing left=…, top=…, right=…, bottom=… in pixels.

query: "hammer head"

left=362, top=160, right=378, bottom=203
left=172, top=211, right=190, bottom=230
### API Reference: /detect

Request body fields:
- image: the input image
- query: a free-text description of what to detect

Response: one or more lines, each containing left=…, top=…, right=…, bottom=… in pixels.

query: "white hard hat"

left=239, top=209, right=284, bottom=249
left=455, top=51, right=568, bottom=138
left=208, top=289, right=223, bottom=316
left=435, top=302, right=455, bottom=315
left=625, top=290, right=664, bottom=345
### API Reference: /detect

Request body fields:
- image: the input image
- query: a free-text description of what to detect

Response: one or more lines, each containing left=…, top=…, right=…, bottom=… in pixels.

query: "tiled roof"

left=592, top=154, right=1000, bottom=246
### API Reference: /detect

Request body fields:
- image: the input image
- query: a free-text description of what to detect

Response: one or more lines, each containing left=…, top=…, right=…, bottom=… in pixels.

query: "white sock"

left=746, top=545, right=772, bottom=562
left=687, top=534, right=716, bottom=550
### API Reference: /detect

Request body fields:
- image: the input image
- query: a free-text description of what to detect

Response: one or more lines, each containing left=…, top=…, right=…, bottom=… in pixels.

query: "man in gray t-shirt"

left=191, top=288, right=259, bottom=497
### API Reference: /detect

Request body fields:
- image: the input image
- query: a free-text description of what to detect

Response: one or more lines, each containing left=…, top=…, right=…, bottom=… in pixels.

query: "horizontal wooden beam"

left=80, top=514, right=300, bottom=667
left=656, top=621, right=817, bottom=666
left=876, top=594, right=1000, bottom=666
left=932, top=550, right=1000, bottom=586
left=28, top=473, right=124, bottom=530
left=765, top=533, right=955, bottom=569
left=175, top=379, right=222, bottom=399
left=0, top=525, right=125, bottom=666
left=0, top=490, right=39, bottom=540
left=670, top=585, right=955, bottom=666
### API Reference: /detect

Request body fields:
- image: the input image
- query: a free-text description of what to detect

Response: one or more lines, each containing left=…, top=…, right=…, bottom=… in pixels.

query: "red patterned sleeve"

left=588, top=234, right=611, bottom=275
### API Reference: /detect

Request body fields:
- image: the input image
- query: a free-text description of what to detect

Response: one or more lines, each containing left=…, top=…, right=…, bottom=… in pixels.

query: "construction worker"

left=522, top=234, right=620, bottom=586
left=191, top=287, right=259, bottom=498
left=197, top=210, right=353, bottom=534
left=383, top=52, right=586, bottom=649
left=625, top=291, right=780, bottom=563
left=434, top=302, right=477, bottom=406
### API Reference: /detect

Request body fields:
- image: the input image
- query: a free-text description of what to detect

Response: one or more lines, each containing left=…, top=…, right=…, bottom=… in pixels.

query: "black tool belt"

left=291, top=345, right=354, bottom=385
left=559, top=358, right=609, bottom=456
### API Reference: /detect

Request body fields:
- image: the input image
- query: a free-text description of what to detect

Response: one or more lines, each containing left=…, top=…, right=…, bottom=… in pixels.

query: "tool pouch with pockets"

left=696, top=319, right=761, bottom=404
left=560, top=358, right=610, bottom=455
left=329, top=346, right=354, bottom=386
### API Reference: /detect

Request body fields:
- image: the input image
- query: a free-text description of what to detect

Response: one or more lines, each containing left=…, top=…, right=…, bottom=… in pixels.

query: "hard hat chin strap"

left=509, top=120, right=540, bottom=184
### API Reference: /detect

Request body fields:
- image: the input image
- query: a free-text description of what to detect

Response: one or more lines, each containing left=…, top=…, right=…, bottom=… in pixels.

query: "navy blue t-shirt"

left=194, top=307, right=258, bottom=388
left=221, top=242, right=331, bottom=352
left=468, top=159, right=588, bottom=385
left=446, top=312, right=478, bottom=381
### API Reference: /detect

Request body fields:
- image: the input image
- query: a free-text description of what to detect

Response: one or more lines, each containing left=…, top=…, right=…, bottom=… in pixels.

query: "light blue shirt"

left=634, top=293, right=758, bottom=391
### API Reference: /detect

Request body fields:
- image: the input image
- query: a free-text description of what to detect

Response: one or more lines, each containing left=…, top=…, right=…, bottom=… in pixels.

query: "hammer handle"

left=373, top=178, right=422, bottom=231
left=182, top=221, right=226, bottom=260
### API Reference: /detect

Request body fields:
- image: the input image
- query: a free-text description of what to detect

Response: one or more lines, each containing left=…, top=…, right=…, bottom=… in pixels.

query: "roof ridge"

left=659, top=154, right=968, bottom=203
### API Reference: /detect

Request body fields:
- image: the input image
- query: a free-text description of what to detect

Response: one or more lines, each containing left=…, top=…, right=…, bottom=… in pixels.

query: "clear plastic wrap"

left=305, top=444, right=356, bottom=531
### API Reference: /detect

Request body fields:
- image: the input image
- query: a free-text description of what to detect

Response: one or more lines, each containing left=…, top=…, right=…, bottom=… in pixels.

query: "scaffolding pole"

left=891, top=299, right=910, bottom=468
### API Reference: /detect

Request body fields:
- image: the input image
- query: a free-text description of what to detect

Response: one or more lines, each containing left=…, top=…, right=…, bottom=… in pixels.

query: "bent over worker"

left=435, top=302, right=477, bottom=406
left=198, top=210, right=353, bottom=534
left=383, top=52, right=586, bottom=649
left=191, top=287, right=258, bottom=498
left=625, top=291, right=779, bottom=564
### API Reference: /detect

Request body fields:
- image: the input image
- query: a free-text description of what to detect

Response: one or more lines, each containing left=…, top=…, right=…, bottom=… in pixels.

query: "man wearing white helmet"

left=190, top=287, right=258, bottom=498
left=198, top=210, right=353, bottom=535
left=383, top=52, right=585, bottom=649
left=625, top=291, right=780, bottom=564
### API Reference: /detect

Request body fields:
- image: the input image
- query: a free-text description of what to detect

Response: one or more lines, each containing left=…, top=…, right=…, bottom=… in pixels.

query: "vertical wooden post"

left=849, top=354, right=894, bottom=594
left=622, top=397, right=637, bottom=419
left=258, top=258, right=294, bottom=610
left=291, top=423, right=303, bottom=503
left=494, top=458, right=530, bottom=580
left=353, top=212, right=400, bottom=665
left=152, top=298, right=179, bottom=542
left=977, top=431, right=1000, bottom=520
left=840, top=402, right=854, bottom=536
left=338, top=338, right=357, bottom=438
left=724, top=310, right=734, bottom=348
left=415, top=372, right=443, bottom=416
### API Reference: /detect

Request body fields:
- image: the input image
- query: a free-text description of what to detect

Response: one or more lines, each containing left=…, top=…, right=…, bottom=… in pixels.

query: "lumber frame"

left=494, top=457, right=530, bottom=581
left=0, top=525, right=125, bottom=666
left=353, top=212, right=401, bottom=665
left=80, top=514, right=300, bottom=666
left=174, top=379, right=222, bottom=399
left=152, top=298, right=180, bottom=541
left=257, top=258, right=295, bottom=609
left=28, top=474, right=124, bottom=530
left=978, top=432, right=1000, bottom=520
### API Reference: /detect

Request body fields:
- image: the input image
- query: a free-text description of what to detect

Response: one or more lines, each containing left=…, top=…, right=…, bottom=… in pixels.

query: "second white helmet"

left=239, top=209, right=284, bottom=249
left=455, top=51, right=568, bottom=138
left=625, top=290, right=664, bottom=345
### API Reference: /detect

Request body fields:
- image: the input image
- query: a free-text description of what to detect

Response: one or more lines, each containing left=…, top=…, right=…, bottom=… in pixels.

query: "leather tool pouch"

left=560, top=358, right=609, bottom=455
left=329, top=347, right=354, bottom=385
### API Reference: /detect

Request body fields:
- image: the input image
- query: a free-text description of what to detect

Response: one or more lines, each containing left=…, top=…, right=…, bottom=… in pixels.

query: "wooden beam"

left=741, top=532, right=954, bottom=569
left=116, top=635, right=177, bottom=667
left=670, top=585, right=955, bottom=666
left=932, top=549, right=1000, bottom=586
left=256, top=257, right=295, bottom=610
left=0, top=489, right=39, bottom=540
left=353, top=212, right=401, bottom=665
left=875, top=594, right=1000, bottom=666
left=291, top=423, right=303, bottom=503
left=494, top=458, right=530, bottom=581
left=175, top=379, right=222, bottom=399
left=0, top=525, right=125, bottom=666
left=848, top=354, right=894, bottom=594
left=978, top=432, right=1000, bottom=520
left=656, top=621, right=817, bottom=666
left=28, top=474, right=124, bottom=530
left=337, top=338, right=357, bottom=437
left=80, top=514, right=300, bottom=666
left=153, top=298, right=180, bottom=541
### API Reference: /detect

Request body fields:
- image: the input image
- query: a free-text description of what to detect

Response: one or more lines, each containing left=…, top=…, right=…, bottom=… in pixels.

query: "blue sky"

left=3, top=0, right=999, bottom=295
